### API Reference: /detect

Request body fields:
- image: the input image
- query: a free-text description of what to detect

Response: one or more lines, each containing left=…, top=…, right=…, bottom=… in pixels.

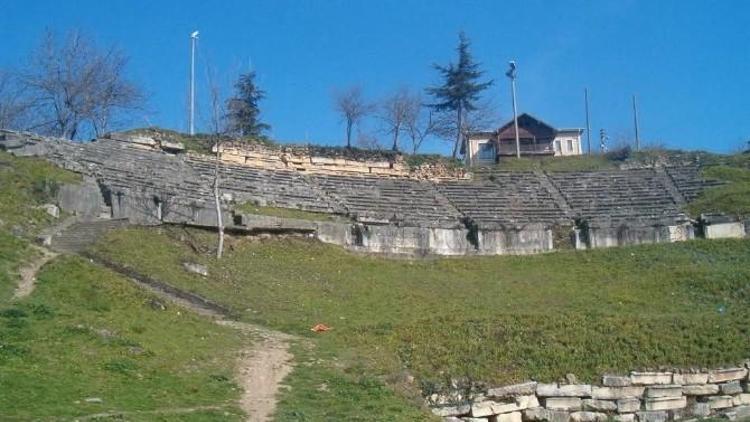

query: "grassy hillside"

left=94, top=228, right=750, bottom=399
left=688, top=153, right=750, bottom=218
left=0, top=153, right=249, bottom=420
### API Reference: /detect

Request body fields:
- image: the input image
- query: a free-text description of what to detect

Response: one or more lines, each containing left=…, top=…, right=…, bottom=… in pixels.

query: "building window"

left=567, top=139, right=574, bottom=152
left=477, top=142, right=496, bottom=160
left=554, top=140, right=561, bottom=153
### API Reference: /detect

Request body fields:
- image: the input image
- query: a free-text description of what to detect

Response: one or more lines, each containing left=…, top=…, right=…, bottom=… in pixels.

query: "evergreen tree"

left=225, top=71, right=270, bottom=138
left=427, top=32, right=492, bottom=158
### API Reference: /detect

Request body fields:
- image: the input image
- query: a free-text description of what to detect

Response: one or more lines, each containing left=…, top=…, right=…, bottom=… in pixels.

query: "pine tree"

left=225, top=71, right=270, bottom=138
left=427, top=32, right=492, bottom=158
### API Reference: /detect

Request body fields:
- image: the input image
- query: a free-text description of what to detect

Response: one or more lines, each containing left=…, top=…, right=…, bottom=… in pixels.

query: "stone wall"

left=430, top=364, right=750, bottom=422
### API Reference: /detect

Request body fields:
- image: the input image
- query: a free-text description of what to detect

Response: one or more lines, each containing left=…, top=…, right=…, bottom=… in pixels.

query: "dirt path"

left=216, top=320, right=296, bottom=422
left=13, top=245, right=58, bottom=299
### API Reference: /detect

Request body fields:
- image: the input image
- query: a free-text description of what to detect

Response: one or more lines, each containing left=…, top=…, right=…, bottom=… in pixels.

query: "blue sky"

left=2, top=0, right=749, bottom=153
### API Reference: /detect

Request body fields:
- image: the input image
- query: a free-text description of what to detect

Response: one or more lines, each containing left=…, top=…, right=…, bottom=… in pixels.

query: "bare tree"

left=207, top=66, right=226, bottom=259
left=333, top=86, right=373, bottom=148
left=0, top=70, right=32, bottom=130
left=432, top=100, right=501, bottom=158
left=21, top=30, right=143, bottom=139
left=403, top=94, right=438, bottom=154
left=379, top=87, right=415, bottom=152
left=355, top=131, right=384, bottom=150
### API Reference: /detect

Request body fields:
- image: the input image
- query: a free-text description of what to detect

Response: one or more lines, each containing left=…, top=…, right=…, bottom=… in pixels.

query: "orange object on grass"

left=310, top=323, right=331, bottom=332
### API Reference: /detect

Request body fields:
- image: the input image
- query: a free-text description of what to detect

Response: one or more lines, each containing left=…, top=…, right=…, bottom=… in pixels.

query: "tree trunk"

left=213, top=143, right=224, bottom=259
left=346, top=120, right=353, bottom=148
left=392, top=124, right=400, bottom=152
left=452, top=105, right=463, bottom=158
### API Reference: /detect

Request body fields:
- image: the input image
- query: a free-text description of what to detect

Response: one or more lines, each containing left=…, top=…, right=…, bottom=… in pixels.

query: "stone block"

left=636, top=411, right=669, bottom=422
left=470, top=395, right=539, bottom=417
left=630, top=372, right=673, bottom=385
left=730, top=405, right=750, bottom=419
left=471, top=401, right=496, bottom=418
left=682, top=384, right=719, bottom=396
left=487, top=382, right=537, bottom=398
left=733, top=394, right=750, bottom=406
left=707, top=395, right=735, bottom=409
left=431, top=404, right=471, bottom=417
left=523, top=408, right=571, bottom=422
left=570, top=411, right=607, bottom=422
left=704, top=222, right=746, bottom=239
left=495, top=411, right=522, bottom=422
left=690, top=402, right=711, bottom=418
left=460, top=418, right=488, bottom=422
left=645, top=385, right=683, bottom=398
left=612, top=414, right=635, bottom=422
left=708, top=368, right=748, bottom=383
left=581, top=399, right=616, bottom=412
left=644, top=396, right=687, bottom=411
left=442, top=418, right=463, bottom=422
left=545, top=398, right=582, bottom=411
left=537, top=384, right=592, bottom=397
left=720, top=380, right=743, bottom=395
left=182, top=262, right=208, bottom=277
left=602, top=376, right=631, bottom=387
left=672, top=373, right=708, bottom=385
left=591, top=386, right=645, bottom=400
left=616, top=398, right=641, bottom=413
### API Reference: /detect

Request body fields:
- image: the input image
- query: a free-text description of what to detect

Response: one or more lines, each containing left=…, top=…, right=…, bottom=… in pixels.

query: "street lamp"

left=506, top=61, right=520, bottom=158
left=189, top=30, right=199, bottom=136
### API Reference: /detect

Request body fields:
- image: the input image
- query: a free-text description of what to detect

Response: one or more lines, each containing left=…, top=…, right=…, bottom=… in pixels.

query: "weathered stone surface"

left=459, top=418, right=487, bottom=422
left=38, top=204, right=60, bottom=218
left=682, top=384, right=719, bottom=396
left=524, top=407, right=571, bottom=422
left=591, top=386, right=645, bottom=400
left=470, top=395, right=539, bottom=417
left=544, top=398, right=582, bottom=411
left=630, top=372, right=673, bottom=385
left=581, top=399, right=616, bottom=412
left=495, top=411, right=522, bottom=422
left=728, top=405, right=750, bottom=419
left=708, top=368, right=748, bottom=383
left=570, top=411, right=607, bottom=422
left=643, top=396, right=687, bottom=411
left=690, top=402, right=711, bottom=418
left=720, top=380, right=743, bottom=395
left=537, top=384, right=592, bottom=398
left=734, top=394, right=750, bottom=406
left=612, top=414, right=635, bottom=422
left=707, top=395, right=735, bottom=409
left=645, top=385, right=683, bottom=398
left=431, top=404, right=471, bottom=417
left=182, top=262, right=208, bottom=277
left=602, top=376, right=631, bottom=387
left=616, top=398, right=641, bottom=413
left=487, top=382, right=537, bottom=398
left=442, top=417, right=463, bottom=422
left=470, top=401, right=496, bottom=418
left=636, top=410, right=669, bottom=422
left=672, top=373, right=708, bottom=385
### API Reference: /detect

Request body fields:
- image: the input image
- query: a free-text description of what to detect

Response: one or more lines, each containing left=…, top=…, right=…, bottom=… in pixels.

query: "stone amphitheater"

left=0, top=129, right=741, bottom=256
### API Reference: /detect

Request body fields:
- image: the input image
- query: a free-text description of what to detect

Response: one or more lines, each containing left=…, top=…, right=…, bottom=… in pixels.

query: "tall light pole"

left=632, top=94, right=640, bottom=151
left=189, top=30, right=199, bottom=136
left=585, top=88, right=592, bottom=155
left=506, top=61, right=520, bottom=158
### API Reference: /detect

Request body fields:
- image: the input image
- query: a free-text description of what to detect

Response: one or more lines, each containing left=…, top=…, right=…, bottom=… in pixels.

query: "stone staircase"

left=50, top=219, right=130, bottom=253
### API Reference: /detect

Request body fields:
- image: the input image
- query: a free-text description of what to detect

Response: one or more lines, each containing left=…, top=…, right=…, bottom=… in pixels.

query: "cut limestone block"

left=612, top=414, right=635, bottom=422
left=431, top=404, right=470, bottom=417
left=707, top=395, right=735, bottom=409
left=643, top=396, right=687, bottom=411
left=591, top=386, right=645, bottom=400
left=645, top=385, right=683, bottom=398
left=602, top=376, right=631, bottom=387
left=581, top=399, right=616, bottom=412
left=545, top=397, right=583, bottom=411
left=708, top=368, right=748, bottom=383
left=616, top=398, right=641, bottom=413
left=570, top=411, right=607, bottom=422
left=691, top=402, right=711, bottom=418
left=524, top=408, right=571, bottom=422
left=487, top=382, right=537, bottom=398
left=672, top=373, right=708, bottom=385
left=495, top=411, right=522, bottom=422
left=720, top=380, right=743, bottom=395
left=630, top=372, right=673, bottom=386
left=682, top=384, right=719, bottom=396
left=734, top=394, right=750, bottom=406
left=537, top=384, right=592, bottom=398
left=636, top=411, right=668, bottom=422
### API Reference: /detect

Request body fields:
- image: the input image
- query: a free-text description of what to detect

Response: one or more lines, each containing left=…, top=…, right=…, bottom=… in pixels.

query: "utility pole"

left=189, top=30, right=199, bottom=136
left=506, top=61, right=520, bottom=158
left=632, top=94, right=640, bottom=151
left=585, top=88, right=592, bottom=155
left=599, top=128, right=608, bottom=154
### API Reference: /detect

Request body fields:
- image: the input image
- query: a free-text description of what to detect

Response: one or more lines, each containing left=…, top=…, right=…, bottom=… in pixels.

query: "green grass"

left=0, top=150, right=80, bottom=234
left=93, top=227, right=750, bottom=400
left=687, top=154, right=750, bottom=218
left=0, top=254, right=246, bottom=420
left=235, top=203, right=348, bottom=222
